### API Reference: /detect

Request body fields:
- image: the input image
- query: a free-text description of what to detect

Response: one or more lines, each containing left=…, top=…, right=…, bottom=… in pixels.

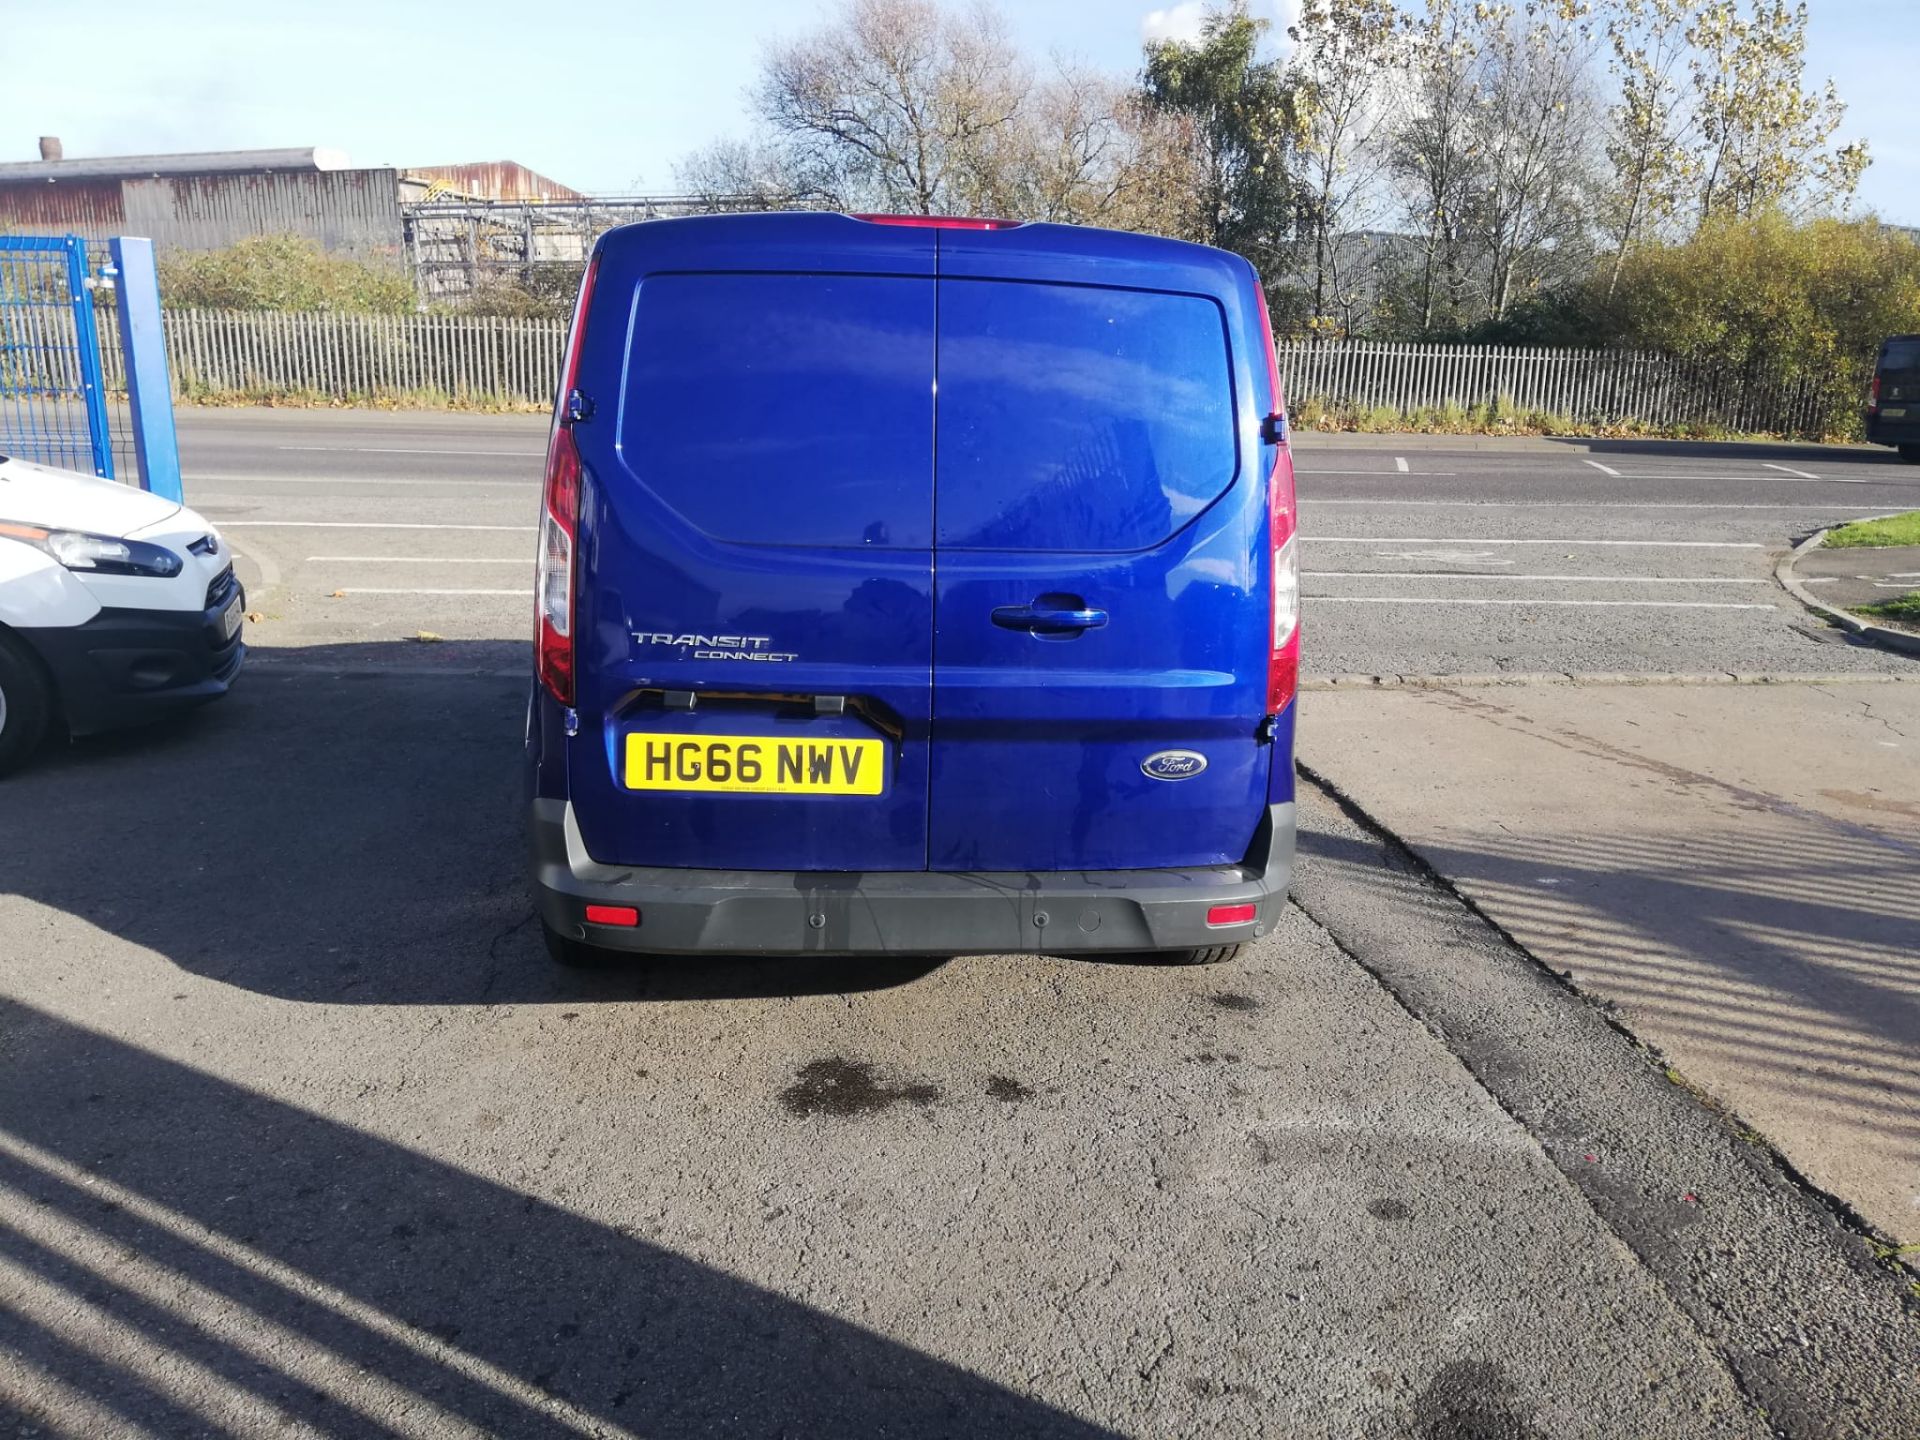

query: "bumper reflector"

left=1207, top=903, right=1257, bottom=927
left=585, top=904, right=640, bottom=927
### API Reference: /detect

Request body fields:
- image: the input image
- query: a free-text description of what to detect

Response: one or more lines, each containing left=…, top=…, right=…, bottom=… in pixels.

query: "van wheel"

left=0, top=633, right=54, bottom=778
left=541, top=921, right=618, bottom=968
left=1899, top=444, right=1920, bottom=464
left=1156, top=944, right=1244, bottom=966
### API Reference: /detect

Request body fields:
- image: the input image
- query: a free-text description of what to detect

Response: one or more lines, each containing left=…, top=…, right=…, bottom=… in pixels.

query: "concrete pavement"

left=1299, top=679, right=1920, bottom=1246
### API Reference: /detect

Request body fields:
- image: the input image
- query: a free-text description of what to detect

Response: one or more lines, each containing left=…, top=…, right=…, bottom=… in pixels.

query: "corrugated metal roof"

left=0, top=147, right=350, bottom=182
left=401, top=161, right=585, bottom=203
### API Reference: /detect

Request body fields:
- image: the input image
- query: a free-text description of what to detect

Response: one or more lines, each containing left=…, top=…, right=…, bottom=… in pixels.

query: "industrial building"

left=0, top=140, right=716, bottom=297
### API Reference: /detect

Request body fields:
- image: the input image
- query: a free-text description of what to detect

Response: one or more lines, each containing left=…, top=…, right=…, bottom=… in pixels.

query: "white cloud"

left=1141, top=2, right=1211, bottom=45
left=1140, top=1, right=1304, bottom=53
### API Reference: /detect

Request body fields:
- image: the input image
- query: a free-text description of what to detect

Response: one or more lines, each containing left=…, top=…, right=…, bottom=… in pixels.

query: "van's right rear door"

left=928, top=230, right=1274, bottom=873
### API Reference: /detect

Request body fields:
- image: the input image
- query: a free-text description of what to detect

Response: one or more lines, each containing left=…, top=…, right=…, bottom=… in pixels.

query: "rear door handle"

left=992, top=604, right=1109, bottom=634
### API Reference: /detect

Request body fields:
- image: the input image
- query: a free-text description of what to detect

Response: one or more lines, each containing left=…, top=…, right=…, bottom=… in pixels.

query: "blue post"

left=66, top=238, right=115, bottom=480
left=109, top=237, right=183, bottom=503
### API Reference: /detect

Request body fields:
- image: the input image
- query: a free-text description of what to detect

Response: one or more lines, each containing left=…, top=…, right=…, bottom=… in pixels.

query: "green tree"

left=1686, top=0, right=1867, bottom=221
left=1602, top=0, right=1700, bottom=292
left=1139, top=2, right=1305, bottom=278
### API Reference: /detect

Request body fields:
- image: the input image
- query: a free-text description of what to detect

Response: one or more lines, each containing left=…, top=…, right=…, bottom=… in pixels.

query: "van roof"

left=591, top=210, right=1255, bottom=289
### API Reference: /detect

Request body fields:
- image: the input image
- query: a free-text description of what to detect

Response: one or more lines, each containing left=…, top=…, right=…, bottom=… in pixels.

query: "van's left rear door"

left=566, top=216, right=935, bottom=872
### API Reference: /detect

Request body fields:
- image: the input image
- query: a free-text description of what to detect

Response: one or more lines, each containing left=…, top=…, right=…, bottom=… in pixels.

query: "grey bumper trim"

left=531, top=799, right=1295, bottom=957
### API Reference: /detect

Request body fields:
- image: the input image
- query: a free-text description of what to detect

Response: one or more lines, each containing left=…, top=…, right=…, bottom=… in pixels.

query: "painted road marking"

left=1763, top=462, right=1820, bottom=479
left=1304, top=499, right=1855, bottom=510
left=1305, top=572, right=1760, bottom=584
left=1395, top=456, right=1410, bottom=472
left=337, top=588, right=535, bottom=597
left=190, top=474, right=531, bottom=488
left=276, top=445, right=543, bottom=457
left=216, top=522, right=536, bottom=531
left=1293, top=468, right=1459, bottom=476
left=1310, top=597, right=1773, bottom=609
left=1583, top=460, right=1621, bottom=475
left=1313, top=536, right=1764, bottom=547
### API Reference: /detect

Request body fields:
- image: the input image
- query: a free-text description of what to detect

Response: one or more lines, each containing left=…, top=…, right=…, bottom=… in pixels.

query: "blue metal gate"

left=0, top=235, right=117, bottom=477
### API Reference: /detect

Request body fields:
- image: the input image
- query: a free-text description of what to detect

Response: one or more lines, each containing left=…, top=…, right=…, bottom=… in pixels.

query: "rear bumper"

left=531, top=797, right=1295, bottom=957
left=1865, top=413, right=1920, bottom=447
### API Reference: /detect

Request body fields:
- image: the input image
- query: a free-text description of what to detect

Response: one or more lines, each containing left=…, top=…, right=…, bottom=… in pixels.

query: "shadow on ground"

left=0, top=1000, right=1114, bottom=1437
left=0, top=640, right=946, bottom=1005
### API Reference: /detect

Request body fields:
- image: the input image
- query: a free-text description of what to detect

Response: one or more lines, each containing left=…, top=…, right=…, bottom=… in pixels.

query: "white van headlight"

left=0, top=523, right=184, bottom=578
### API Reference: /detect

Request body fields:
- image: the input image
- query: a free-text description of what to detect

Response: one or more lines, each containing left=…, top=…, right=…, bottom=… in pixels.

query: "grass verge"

left=1852, top=592, right=1920, bottom=629
left=1823, top=511, right=1920, bottom=548
left=1285, top=395, right=1854, bottom=445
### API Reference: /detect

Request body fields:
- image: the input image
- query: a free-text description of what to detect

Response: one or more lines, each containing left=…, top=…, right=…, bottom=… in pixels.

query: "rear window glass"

left=620, top=273, right=932, bottom=548
left=936, top=280, right=1237, bottom=551
left=1880, top=340, right=1920, bottom=374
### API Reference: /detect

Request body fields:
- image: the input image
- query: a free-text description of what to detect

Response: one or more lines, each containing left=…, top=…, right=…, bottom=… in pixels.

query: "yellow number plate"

left=624, top=733, right=885, bottom=795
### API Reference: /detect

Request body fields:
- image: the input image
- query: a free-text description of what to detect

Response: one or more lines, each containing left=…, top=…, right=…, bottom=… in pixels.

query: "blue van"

left=527, top=213, right=1298, bottom=966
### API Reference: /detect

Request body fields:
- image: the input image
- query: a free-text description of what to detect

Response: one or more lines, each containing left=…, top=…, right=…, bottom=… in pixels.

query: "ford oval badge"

left=1141, top=750, right=1208, bottom=781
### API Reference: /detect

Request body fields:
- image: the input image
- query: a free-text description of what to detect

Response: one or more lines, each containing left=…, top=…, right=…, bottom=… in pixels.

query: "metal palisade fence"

left=1275, top=341, right=1829, bottom=436
left=96, top=308, right=569, bottom=409
left=94, top=311, right=1834, bottom=434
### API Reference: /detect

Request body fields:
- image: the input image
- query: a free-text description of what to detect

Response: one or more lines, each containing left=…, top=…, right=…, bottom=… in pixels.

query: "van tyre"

left=1899, top=444, right=1920, bottom=464
left=1157, top=944, right=1244, bottom=966
left=0, top=632, right=54, bottom=778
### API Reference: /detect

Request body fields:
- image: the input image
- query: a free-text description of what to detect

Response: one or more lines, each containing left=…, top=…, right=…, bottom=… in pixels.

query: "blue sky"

left=12, top=0, right=1918, bottom=224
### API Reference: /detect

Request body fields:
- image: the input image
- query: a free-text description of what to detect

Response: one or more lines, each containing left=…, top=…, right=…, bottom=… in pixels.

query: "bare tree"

left=1388, top=0, right=1484, bottom=332
left=747, top=0, right=1028, bottom=214
left=1468, top=1, right=1604, bottom=320
left=1288, top=0, right=1405, bottom=333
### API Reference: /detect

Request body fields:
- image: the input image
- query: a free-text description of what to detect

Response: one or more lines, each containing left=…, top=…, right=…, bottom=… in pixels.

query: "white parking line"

left=1583, top=460, right=1621, bottom=475
left=277, top=445, right=543, bottom=457
left=1305, top=572, right=1759, bottom=583
left=337, top=588, right=534, bottom=597
left=309, top=556, right=529, bottom=563
left=190, top=474, right=531, bottom=488
left=1395, top=456, right=1409, bottom=473
left=1304, top=499, right=1850, bottom=510
left=1311, top=597, right=1773, bottom=609
left=1763, top=462, right=1820, bottom=479
left=216, top=521, right=536, bottom=531
left=1311, top=536, right=1764, bottom=547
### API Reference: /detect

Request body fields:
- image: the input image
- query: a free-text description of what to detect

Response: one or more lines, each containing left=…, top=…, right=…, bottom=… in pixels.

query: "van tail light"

left=536, top=425, right=581, bottom=704
left=1868, top=374, right=1881, bottom=414
left=536, top=255, right=599, bottom=706
left=1253, top=282, right=1299, bottom=714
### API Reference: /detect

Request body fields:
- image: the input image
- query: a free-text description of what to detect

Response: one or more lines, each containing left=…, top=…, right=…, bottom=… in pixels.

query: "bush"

left=159, top=234, right=415, bottom=314
left=1606, top=214, right=1920, bottom=440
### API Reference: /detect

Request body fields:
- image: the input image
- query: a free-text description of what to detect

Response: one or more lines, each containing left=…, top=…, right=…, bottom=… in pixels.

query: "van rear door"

left=566, top=217, right=935, bottom=872
left=929, top=232, right=1273, bottom=871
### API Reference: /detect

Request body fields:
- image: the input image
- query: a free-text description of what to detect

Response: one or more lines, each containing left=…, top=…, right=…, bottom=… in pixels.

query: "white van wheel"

left=0, top=633, right=54, bottom=778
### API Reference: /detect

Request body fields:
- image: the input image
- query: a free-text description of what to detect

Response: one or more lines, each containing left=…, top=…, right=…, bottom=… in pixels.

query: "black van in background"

left=1866, top=335, right=1920, bottom=462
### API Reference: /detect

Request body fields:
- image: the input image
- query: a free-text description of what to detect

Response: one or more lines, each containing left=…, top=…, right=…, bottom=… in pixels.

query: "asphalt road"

left=2, top=409, right=1915, bottom=1438
left=168, top=408, right=1920, bottom=676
